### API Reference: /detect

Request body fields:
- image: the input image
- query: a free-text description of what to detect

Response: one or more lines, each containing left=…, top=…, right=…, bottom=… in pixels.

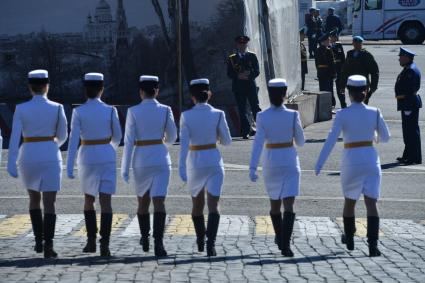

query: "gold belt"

left=344, top=141, right=373, bottom=149
left=81, top=138, right=111, bottom=146
left=318, top=65, right=329, bottom=68
left=22, top=136, right=54, bottom=143
left=189, top=144, right=217, bottom=151
left=396, top=95, right=405, bottom=100
left=266, top=142, right=294, bottom=149
left=135, top=139, right=164, bottom=146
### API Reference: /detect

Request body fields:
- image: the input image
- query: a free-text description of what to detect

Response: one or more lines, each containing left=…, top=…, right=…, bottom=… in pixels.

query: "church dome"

left=95, top=0, right=113, bottom=23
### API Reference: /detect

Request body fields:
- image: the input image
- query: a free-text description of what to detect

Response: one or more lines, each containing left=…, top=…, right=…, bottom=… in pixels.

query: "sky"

left=0, top=0, right=219, bottom=35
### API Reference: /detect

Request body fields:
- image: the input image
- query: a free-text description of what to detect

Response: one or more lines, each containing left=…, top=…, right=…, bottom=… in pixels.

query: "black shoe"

left=281, top=212, right=295, bottom=257
left=403, top=160, right=421, bottom=165
left=138, top=213, right=150, bottom=252
left=242, top=135, right=249, bottom=140
left=309, top=55, right=314, bottom=59
left=99, top=213, right=113, bottom=257
left=83, top=210, right=97, bottom=253
left=343, top=216, right=356, bottom=251
left=192, top=215, right=206, bottom=252
left=29, top=209, right=43, bottom=253
left=206, top=213, right=220, bottom=257
left=270, top=212, right=282, bottom=250
left=396, top=157, right=408, bottom=163
left=249, top=130, right=256, bottom=137
left=43, top=213, right=57, bottom=259
left=153, top=212, right=167, bottom=257
left=367, top=216, right=381, bottom=257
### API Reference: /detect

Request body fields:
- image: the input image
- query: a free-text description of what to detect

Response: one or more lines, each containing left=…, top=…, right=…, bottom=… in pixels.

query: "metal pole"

left=176, top=0, right=183, bottom=115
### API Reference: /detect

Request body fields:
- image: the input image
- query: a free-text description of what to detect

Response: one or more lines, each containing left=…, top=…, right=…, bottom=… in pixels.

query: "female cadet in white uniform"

left=7, top=70, right=67, bottom=258
left=67, top=73, right=122, bottom=257
left=315, top=75, right=390, bottom=257
left=121, top=75, right=177, bottom=257
left=179, top=79, right=232, bottom=256
left=249, top=79, right=305, bottom=257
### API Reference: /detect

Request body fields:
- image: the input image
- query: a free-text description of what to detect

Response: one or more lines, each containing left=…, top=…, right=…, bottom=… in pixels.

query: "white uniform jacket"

left=67, top=98, right=122, bottom=169
left=0, top=129, right=3, bottom=164
left=8, top=95, right=67, bottom=169
left=250, top=106, right=305, bottom=170
left=316, top=103, right=390, bottom=170
left=179, top=103, right=232, bottom=171
left=121, top=99, right=177, bottom=172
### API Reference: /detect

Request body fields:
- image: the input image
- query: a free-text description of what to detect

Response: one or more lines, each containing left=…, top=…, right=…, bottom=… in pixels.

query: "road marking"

left=335, top=218, right=384, bottom=237
left=166, top=214, right=195, bottom=235
left=74, top=214, right=128, bottom=236
left=0, top=215, right=31, bottom=238
left=255, top=216, right=274, bottom=235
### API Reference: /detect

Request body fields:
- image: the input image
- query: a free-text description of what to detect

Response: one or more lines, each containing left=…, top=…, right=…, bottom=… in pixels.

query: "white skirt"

left=340, top=163, right=381, bottom=200
left=78, top=162, right=116, bottom=197
left=133, top=166, right=171, bottom=197
left=262, top=166, right=300, bottom=200
left=187, top=166, right=224, bottom=197
left=18, top=162, right=62, bottom=192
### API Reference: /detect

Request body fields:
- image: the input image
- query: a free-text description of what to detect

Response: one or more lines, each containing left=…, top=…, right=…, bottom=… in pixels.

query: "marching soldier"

left=330, top=30, right=347, bottom=108
left=395, top=48, right=422, bottom=165
left=179, top=79, right=232, bottom=256
left=67, top=73, right=122, bottom=257
left=227, top=35, right=261, bottom=139
left=315, top=75, right=390, bottom=257
left=300, top=28, right=308, bottom=91
left=121, top=75, right=177, bottom=257
left=315, top=33, right=336, bottom=106
left=342, top=36, right=379, bottom=105
left=325, top=7, right=343, bottom=35
left=7, top=70, right=68, bottom=258
left=305, top=7, right=317, bottom=58
left=249, top=78, right=305, bottom=257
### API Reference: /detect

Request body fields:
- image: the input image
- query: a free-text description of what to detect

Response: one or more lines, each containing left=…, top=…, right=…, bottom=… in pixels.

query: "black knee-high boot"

left=206, top=213, right=220, bottom=257
left=29, top=209, right=43, bottom=253
left=281, top=212, right=295, bottom=257
left=270, top=212, right=282, bottom=250
left=43, top=213, right=57, bottom=259
left=192, top=215, right=206, bottom=252
left=83, top=210, right=97, bottom=253
left=342, top=217, right=356, bottom=251
left=138, top=213, right=150, bottom=252
left=99, top=213, right=112, bottom=257
left=153, top=212, right=167, bottom=257
left=367, top=216, right=381, bottom=257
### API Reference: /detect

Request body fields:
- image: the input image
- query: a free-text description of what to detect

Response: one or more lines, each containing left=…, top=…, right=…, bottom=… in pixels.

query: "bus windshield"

left=354, top=0, right=361, bottom=11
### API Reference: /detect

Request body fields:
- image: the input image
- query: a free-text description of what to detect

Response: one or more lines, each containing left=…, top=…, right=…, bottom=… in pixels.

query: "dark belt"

left=135, top=139, right=164, bottom=146
left=344, top=141, right=373, bottom=149
left=318, top=65, right=329, bottom=68
left=265, top=141, right=294, bottom=149
left=396, top=95, right=405, bottom=100
left=189, top=144, right=217, bottom=151
left=81, top=138, right=111, bottom=146
left=22, top=136, right=54, bottom=143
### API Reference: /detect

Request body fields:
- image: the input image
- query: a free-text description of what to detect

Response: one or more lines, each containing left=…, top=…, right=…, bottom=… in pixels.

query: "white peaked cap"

left=84, top=72, right=104, bottom=81
left=139, top=75, right=159, bottom=82
left=190, top=78, right=209, bottom=85
left=28, top=69, right=48, bottom=79
left=268, top=78, right=287, bottom=87
left=347, top=75, right=367, bottom=87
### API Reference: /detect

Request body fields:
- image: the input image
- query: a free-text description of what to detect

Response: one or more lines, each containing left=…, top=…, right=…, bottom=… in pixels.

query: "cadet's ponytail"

left=139, top=80, right=159, bottom=98
left=190, top=84, right=210, bottom=103
left=267, top=86, right=287, bottom=107
left=347, top=85, right=366, bottom=103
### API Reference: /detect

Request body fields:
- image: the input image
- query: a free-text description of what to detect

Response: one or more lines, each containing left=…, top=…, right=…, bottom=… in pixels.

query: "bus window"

left=365, top=0, right=382, bottom=10
left=354, top=0, right=361, bottom=11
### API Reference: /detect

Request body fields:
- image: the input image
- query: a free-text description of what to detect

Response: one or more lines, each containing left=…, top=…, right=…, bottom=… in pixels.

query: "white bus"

left=352, top=0, right=425, bottom=44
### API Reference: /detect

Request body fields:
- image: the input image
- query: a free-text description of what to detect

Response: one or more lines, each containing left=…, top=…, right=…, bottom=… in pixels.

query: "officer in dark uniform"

left=395, top=47, right=422, bottom=165
left=325, top=7, right=343, bottom=35
left=314, top=9, right=324, bottom=49
left=315, top=33, right=336, bottom=105
left=342, top=36, right=379, bottom=105
left=227, top=35, right=261, bottom=139
left=306, top=7, right=317, bottom=58
left=330, top=29, right=347, bottom=108
left=300, top=28, right=308, bottom=91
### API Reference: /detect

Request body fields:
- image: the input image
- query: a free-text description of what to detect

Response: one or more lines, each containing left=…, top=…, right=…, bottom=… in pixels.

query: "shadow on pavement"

left=245, top=252, right=346, bottom=265
left=381, top=162, right=403, bottom=170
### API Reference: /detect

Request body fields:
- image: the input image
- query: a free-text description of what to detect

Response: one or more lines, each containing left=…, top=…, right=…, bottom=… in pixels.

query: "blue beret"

left=352, top=36, right=364, bottom=42
left=399, top=47, right=415, bottom=58
left=329, top=7, right=335, bottom=11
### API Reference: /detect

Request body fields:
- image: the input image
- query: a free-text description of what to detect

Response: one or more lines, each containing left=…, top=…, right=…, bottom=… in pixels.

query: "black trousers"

left=334, top=72, right=347, bottom=108
left=308, top=35, right=316, bottom=57
left=401, top=109, right=422, bottom=163
left=319, top=77, right=335, bottom=107
left=301, top=72, right=306, bottom=91
left=234, top=85, right=261, bottom=137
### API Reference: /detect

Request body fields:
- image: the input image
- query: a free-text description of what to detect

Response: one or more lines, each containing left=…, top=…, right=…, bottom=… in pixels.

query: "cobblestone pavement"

left=0, top=214, right=425, bottom=282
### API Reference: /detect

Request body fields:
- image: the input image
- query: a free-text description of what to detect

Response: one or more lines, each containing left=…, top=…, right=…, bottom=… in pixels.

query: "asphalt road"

left=0, top=44, right=424, bottom=220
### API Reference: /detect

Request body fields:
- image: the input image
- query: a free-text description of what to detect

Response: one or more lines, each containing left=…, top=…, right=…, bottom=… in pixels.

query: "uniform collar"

left=32, top=93, right=48, bottom=100
left=141, top=98, right=159, bottom=104
left=87, top=97, right=102, bottom=104
left=350, top=102, right=366, bottom=108
left=193, top=102, right=211, bottom=109
left=271, top=104, right=286, bottom=110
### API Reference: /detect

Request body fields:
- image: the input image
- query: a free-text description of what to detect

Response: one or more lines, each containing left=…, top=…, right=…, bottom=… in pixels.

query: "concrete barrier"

left=303, top=91, right=332, bottom=122
left=285, top=94, right=317, bottom=128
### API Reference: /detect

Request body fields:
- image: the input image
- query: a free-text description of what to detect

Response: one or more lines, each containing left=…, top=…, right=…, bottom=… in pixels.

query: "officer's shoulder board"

left=229, top=53, right=237, bottom=58
left=247, top=51, right=256, bottom=55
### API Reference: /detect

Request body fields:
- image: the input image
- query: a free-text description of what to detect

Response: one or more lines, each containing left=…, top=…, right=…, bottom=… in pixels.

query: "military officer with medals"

left=330, top=29, right=347, bottom=108
left=300, top=28, right=308, bottom=91
left=342, top=36, right=379, bottom=105
left=179, top=79, right=232, bottom=256
left=315, top=33, right=337, bottom=106
left=121, top=75, right=177, bottom=257
left=7, top=70, right=68, bottom=258
left=227, top=35, right=261, bottom=139
left=67, top=73, right=122, bottom=257
left=395, top=48, right=422, bottom=165
left=315, top=75, right=390, bottom=257
left=249, top=78, right=305, bottom=257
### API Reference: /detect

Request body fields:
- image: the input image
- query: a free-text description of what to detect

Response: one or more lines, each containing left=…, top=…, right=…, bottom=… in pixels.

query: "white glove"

left=314, top=163, right=322, bottom=176
left=249, top=168, right=258, bottom=182
left=7, top=163, right=18, bottom=178
left=67, top=167, right=75, bottom=179
left=122, top=171, right=130, bottom=184
left=179, top=166, right=187, bottom=182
